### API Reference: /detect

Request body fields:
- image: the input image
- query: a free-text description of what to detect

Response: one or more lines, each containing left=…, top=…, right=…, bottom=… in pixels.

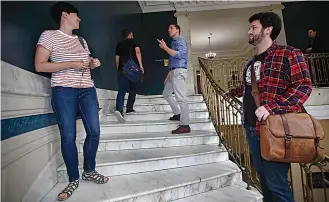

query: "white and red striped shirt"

left=37, top=30, right=97, bottom=88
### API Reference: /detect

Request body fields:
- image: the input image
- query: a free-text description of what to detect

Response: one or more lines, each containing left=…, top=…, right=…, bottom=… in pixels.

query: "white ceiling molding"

left=138, top=1, right=283, bottom=13
left=173, top=1, right=281, bottom=12
left=138, top=1, right=175, bottom=13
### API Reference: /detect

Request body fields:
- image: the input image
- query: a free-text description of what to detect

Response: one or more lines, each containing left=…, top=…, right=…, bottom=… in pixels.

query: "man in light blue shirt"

left=158, top=24, right=190, bottom=134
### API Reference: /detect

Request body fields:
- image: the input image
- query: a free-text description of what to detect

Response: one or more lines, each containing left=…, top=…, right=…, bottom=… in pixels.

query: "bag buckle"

left=285, top=134, right=292, bottom=141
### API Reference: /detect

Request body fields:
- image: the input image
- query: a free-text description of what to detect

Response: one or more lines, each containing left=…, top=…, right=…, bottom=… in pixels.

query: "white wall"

left=304, top=87, right=329, bottom=120
left=1, top=61, right=118, bottom=202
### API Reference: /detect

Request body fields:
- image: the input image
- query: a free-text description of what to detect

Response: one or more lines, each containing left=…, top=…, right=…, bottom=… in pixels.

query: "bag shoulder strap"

left=250, top=56, right=307, bottom=113
left=129, top=47, right=132, bottom=59
left=78, top=37, right=86, bottom=49
left=250, top=57, right=261, bottom=107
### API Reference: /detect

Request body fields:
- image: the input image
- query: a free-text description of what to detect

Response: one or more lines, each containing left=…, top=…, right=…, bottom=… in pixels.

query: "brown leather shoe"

left=172, top=125, right=191, bottom=134
left=169, top=114, right=180, bottom=121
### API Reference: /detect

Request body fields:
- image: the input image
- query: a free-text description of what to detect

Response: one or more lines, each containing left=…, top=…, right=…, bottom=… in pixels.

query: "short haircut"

left=170, top=24, right=181, bottom=34
left=308, top=28, right=317, bottom=32
left=51, top=2, right=79, bottom=25
left=248, top=12, right=282, bottom=41
left=122, top=29, right=132, bottom=39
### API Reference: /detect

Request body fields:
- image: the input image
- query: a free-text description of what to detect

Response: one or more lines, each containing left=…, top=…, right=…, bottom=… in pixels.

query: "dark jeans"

left=116, top=71, right=137, bottom=111
left=244, top=124, right=294, bottom=202
left=51, top=87, right=100, bottom=182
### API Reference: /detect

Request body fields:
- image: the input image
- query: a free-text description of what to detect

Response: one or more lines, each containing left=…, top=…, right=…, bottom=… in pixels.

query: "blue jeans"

left=116, top=71, right=137, bottom=111
left=51, top=87, right=100, bottom=182
left=244, top=124, right=294, bottom=202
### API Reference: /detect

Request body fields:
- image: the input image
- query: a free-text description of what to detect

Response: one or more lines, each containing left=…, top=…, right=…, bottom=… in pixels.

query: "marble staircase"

left=41, top=94, right=262, bottom=202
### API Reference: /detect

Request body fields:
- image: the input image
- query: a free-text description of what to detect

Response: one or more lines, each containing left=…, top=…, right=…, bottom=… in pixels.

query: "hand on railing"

left=223, top=91, right=231, bottom=97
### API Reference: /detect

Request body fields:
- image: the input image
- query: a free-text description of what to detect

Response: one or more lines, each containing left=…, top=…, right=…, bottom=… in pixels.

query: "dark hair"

left=248, top=12, right=282, bottom=41
left=308, top=28, right=317, bottom=32
left=51, top=2, right=79, bottom=25
left=122, top=29, right=132, bottom=39
left=170, top=24, right=181, bottom=34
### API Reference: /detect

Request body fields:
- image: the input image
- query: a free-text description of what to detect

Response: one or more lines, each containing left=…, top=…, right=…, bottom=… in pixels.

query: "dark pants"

left=116, top=71, right=137, bottom=111
left=51, top=87, right=100, bottom=182
left=244, top=124, right=294, bottom=202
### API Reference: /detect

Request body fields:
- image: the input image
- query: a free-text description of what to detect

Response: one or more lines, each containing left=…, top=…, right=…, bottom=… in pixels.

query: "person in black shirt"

left=114, top=29, right=144, bottom=122
left=306, top=28, right=329, bottom=53
left=306, top=28, right=329, bottom=86
left=243, top=51, right=267, bottom=126
left=229, top=12, right=297, bottom=202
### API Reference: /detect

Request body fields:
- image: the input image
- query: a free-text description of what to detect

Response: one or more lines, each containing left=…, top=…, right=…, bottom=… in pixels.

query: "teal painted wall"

left=1, top=1, right=177, bottom=140
left=282, top=1, right=329, bottom=51
left=1, top=1, right=176, bottom=94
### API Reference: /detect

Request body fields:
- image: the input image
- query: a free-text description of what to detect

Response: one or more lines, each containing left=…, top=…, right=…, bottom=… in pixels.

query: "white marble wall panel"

left=1, top=122, right=86, bottom=202
left=0, top=61, right=116, bottom=202
left=1, top=61, right=119, bottom=119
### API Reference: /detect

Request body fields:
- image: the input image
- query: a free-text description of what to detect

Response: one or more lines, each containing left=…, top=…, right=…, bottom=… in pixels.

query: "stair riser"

left=98, top=96, right=203, bottom=106
left=79, top=135, right=219, bottom=152
left=112, top=172, right=241, bottom=202
left=100, top=121, right=214, bottom=134
left=106, top=111, right=209, bottom=122
left=57, top=151, right=228, bottom=183
left=130, top=96, right=203, bottom=105
left=131, top=102, right=207, bottom=112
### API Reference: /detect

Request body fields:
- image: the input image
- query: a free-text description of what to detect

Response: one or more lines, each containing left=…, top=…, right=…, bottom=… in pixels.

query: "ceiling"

left=138, top=1, right=284, bottom=13
left=138, top=1, right=285, bottom=53
left=189, top=6, right=267, bottom=53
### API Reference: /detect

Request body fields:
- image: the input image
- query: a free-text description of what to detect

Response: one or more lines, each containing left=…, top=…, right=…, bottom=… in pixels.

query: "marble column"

left=175, top=11, right=196, bottom=95
left=267, top=4, right=287, bottom=45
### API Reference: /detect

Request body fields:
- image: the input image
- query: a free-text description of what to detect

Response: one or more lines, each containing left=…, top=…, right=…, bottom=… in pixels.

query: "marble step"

left=99, top=94, right=202, bottom=101
left=105, top=109, right=209, bottom=122
left=135, top=94, right=202, bottom=99
left=79, top=130, right=219, bottom=152
left=130, top=94, right=204, bottom=104
left=42, top=161, right=242, bottom=202
left=100, top=118, right=214, bottom=134
left=173, top=182, right=262, bottom=202
left=128, top=101, right=207, bottom=112
left=57, top=145, right=228, bottom=182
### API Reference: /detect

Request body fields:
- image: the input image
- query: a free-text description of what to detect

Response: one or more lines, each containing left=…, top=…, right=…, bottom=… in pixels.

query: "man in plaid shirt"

left=229, top=12, right=312, bottom=202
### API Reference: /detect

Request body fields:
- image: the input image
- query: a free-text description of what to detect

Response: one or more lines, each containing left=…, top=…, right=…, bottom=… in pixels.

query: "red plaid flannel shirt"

left=230, top=42, right=313, bottom=133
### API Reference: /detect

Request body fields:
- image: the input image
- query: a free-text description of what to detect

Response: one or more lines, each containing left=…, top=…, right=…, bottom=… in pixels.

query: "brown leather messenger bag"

left=250, top=57, right=325, bottom=163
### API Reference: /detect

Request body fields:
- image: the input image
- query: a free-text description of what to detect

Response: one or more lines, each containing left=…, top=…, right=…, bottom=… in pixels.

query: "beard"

left=248, top=30, right=265, bottom=45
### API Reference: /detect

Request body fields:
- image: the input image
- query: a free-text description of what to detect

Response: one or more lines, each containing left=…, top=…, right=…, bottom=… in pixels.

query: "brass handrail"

left=201, top=53, right=329, bottom=91
left=198, top=56, right=329, bottom=202
left=198, top=57, right=259, bottom=191
left=305, top=53, right=329, bottom=87
left=300, top=156, right=329, bottom=202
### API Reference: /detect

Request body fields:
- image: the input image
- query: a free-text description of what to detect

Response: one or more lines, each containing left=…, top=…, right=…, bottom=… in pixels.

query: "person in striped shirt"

left=34, top=2, right=108, bottom=201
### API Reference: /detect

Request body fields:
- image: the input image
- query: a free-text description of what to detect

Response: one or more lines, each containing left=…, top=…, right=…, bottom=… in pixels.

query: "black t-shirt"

left=243, top=51, right=267, bottom=126
left=115, top=39, right=140, bottom=71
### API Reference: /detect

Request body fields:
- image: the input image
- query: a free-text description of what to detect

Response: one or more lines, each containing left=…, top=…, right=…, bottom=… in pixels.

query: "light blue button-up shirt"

left=169, top=36, right=188, bottom=68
